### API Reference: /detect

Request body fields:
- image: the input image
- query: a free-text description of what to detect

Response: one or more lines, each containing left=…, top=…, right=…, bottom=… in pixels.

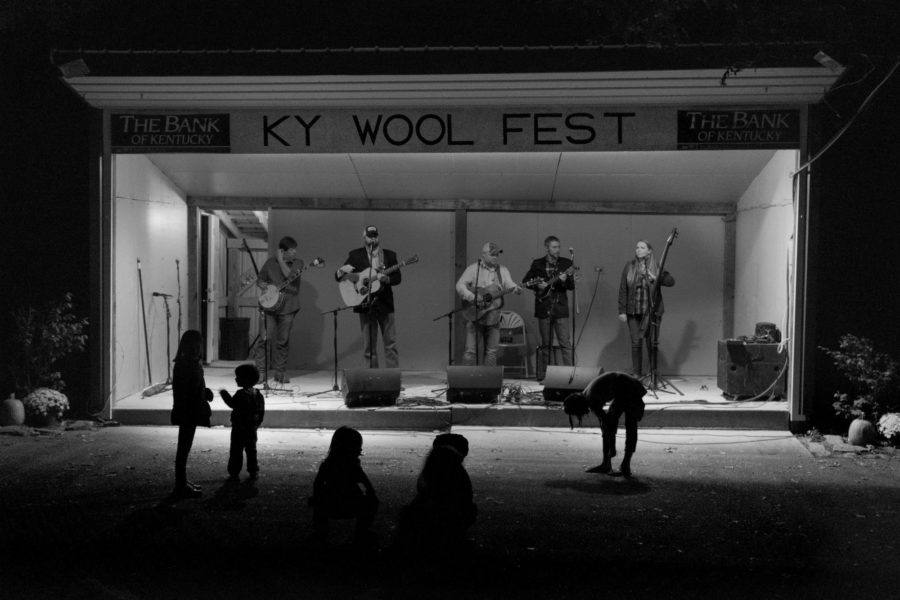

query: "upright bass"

left=640, top=228, right=678, bottom=335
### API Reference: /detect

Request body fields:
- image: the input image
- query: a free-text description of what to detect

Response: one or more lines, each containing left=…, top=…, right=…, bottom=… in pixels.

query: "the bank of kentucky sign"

left=111, top=108, right=799, bottom=153
left=111, top=114, right=230, bottom=153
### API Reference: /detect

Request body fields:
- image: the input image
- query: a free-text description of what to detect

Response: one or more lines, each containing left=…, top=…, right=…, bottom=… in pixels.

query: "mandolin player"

left=252, top=236, right=303, bottom=384
left=523, top=235, right=575, bottom=381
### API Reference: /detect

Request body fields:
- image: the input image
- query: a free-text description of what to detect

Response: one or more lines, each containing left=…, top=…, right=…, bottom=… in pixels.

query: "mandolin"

left=534, top=265, right=579, bottom=301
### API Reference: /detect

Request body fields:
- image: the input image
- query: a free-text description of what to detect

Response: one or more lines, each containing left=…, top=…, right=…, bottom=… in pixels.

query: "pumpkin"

left=847, top=418, right=878, bottom=446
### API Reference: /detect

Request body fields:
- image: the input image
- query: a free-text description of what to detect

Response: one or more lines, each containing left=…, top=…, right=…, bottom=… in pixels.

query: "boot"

left=620, top=451, right=633, bottom=478
left=586, top=457, right=612, bottom=474
left=631, top=347, right=643, bottom=377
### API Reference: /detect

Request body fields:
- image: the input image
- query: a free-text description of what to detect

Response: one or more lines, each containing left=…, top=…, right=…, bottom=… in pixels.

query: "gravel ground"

left=1, top=424, right=898, bottom=600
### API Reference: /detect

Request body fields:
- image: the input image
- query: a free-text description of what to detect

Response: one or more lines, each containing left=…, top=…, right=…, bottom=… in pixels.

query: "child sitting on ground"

left=219, top=364, right=265, bottom=481
left=397, top=433, right=477, bottom=555
left=309, top=426, right=379, bottom=547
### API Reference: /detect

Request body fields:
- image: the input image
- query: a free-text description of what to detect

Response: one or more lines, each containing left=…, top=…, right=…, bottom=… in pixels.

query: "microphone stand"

left=432, top=306, right=466, bottom=398
left=309, top=304, right=355, bottom=396
left=473, top=260, right=482, bottom=365
left=568, top=249, right=578, bottom=383
left=366, top=246, right=378, bottom=369
left=433, top=306, right=466, bottom=365
left=162, top=295, right=172, bottom=385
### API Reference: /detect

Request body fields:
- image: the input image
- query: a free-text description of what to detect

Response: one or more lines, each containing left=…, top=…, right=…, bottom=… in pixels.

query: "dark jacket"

left=221, top=388, right=265, bottom=429
left=523, top=256, right=575, bottom=319
left=618, top=260, right=675, bottom=316
left=337, top=247, right=401, bottom=314
left=258, top=256, right=302, bottom=315
left=170, top=359, right=212, bottom=427
left=584, top=371, right=647, bottom=421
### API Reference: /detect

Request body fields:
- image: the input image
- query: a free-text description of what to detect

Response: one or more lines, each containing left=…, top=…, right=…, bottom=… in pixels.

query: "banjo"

left=339, top=255, right=419, bottom=307
left=257, top=257, right=325, bottom=313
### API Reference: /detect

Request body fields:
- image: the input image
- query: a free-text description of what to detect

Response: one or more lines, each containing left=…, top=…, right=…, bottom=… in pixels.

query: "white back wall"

left=114, top=155, right=188, bottom=401
left=734, top=150, right=797, bottom=339
left=268, top=209, right=456, bottom=370
left=468, top=212, right=725, bottom=375
left=265, top=209, right=724, bottom=375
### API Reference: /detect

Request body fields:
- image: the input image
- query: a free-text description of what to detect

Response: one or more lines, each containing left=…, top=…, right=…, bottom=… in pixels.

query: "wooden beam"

left=226, top=237, right=267, bottom=249
left=189, top=196, right=734, bottom=215
left=214, top=210, right=242, bottom=239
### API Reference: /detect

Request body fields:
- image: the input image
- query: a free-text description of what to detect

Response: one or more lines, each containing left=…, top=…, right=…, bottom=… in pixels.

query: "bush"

left=7, top=292, right=88, bottom=396
left=819, top=334, right=900, bottom=422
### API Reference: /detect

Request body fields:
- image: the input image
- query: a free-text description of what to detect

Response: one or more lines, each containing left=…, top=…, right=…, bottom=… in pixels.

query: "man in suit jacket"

left=336, top=226, right=401, bottom=368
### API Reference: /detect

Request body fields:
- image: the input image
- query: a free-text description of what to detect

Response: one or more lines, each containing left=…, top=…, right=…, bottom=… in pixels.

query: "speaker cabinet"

left=341, top=368, right=401, bottom=407
left=717, top=340, right=787, bottom=397
left=446, top=366, right=503, bottom=404
left=541, top=366, right=603, bottom=402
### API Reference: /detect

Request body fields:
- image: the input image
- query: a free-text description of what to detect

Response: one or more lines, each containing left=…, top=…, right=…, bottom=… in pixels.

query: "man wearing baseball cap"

left=336, top=226, right=402, bottom=368
left=455, top=242, right=521, bottom=367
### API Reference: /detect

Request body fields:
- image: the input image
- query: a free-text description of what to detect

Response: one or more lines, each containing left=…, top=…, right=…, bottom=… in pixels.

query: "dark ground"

left=1, top=425, right=898, bottom=600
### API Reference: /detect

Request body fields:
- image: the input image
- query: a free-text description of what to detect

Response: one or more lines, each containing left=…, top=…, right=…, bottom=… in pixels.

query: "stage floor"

left=113, top=363, right=790, bottom=430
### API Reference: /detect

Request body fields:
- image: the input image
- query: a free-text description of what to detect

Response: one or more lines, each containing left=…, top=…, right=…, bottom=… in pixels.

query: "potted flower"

left=878, top=413, right=900, bottom=447
left=820, top=334, right=900, bottom=446
left=22, top=388, right=70, bottom=427
left=4, top=292, right=88, bottom=427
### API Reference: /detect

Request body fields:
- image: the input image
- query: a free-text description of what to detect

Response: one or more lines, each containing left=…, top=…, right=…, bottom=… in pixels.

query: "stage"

left=113, top=363, right=789, bottom=430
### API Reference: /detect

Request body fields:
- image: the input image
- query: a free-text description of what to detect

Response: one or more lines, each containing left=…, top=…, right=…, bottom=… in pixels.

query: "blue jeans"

left=463, top=321, right=501, bottom=366
left=602, top=402, right=640, bottom=456
left=359, top=311, right=399, bottom=368
left=228, top=426, right=259, bottom=476
left=254, top=310, right=297, bottom=377
left=537, top=317, right=573, bottom=379
left=174, top=424, right=196, bottom=488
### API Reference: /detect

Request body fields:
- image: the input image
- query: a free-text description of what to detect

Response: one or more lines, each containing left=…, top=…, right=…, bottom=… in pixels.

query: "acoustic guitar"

left=339, top=255, right=419, bottom=307
left=257, top=257, right=325, bottom=313
left=462, top=278, right=540, bottom=323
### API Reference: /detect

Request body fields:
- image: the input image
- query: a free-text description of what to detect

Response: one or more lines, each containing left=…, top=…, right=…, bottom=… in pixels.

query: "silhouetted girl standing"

left=170, top=329, right=213, bottom=499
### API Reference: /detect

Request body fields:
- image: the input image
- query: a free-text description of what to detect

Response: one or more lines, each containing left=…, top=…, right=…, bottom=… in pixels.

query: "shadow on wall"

left=597, top=321, right=629, bottom=373
left=666, top=320, right=700, bottom=374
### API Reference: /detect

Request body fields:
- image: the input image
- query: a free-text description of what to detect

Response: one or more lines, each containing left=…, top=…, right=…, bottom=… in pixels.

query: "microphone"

left=569, top=247, right=574, bottom=255
left=152, top=292, right=172, bottom=297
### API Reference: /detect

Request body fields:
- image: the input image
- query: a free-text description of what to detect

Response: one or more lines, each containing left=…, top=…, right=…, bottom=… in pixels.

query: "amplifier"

left=716, top=340, right=787, bottom=398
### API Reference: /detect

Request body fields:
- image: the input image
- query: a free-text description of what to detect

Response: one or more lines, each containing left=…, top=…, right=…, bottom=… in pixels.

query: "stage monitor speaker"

left=717, top=340, right=786, bottom=397
left=446, top=366, right=503, bottom=404
left=341, top=368, right=401, bottom=407
left=541, top=366, right=603, bottom=402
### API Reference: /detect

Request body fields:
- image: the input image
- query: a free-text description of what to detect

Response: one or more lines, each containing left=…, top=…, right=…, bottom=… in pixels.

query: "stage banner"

left=109, top=108, right=801, bottom=153
left=676, top=109, right=800, bottom=150
left=111, top=113, right=231, bottom=153
left=227, top=107, right=676, bottom=153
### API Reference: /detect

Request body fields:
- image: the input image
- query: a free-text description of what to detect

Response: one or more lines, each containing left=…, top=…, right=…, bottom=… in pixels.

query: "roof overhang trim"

left=62, top=68, right=842, bottom=109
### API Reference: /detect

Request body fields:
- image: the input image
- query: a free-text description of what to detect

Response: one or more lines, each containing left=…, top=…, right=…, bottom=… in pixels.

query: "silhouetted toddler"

left=309, top=426, right=379, bottom=546
left=219, top=364, right=265, bottom=481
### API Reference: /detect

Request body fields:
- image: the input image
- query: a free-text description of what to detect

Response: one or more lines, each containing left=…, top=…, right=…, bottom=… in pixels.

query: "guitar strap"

left=496, top=265, right=505, bottom=308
